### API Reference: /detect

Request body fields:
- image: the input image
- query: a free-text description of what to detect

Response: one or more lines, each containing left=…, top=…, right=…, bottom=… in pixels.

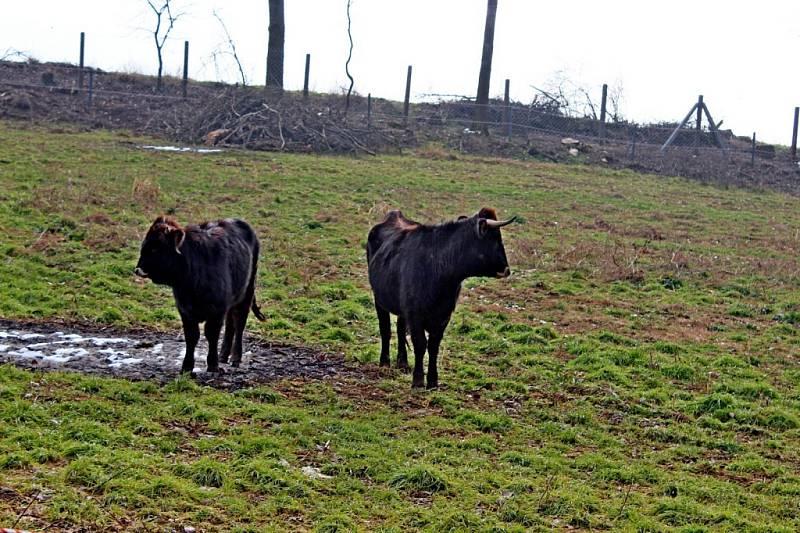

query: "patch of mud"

left=0, top=319, right=354, bottom=390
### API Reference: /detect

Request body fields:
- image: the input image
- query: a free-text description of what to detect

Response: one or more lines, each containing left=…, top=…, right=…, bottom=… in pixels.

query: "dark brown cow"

left=366, top=208, right=516, bottom=388
left=135, top=216, right=265, bottom=373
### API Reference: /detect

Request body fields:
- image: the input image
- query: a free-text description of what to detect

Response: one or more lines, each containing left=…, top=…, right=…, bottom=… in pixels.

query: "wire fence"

left=1, top=57, right=799, bottom=193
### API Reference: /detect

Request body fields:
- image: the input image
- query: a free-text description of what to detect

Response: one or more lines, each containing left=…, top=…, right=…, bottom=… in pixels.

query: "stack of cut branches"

left=175, top=89, right=405, bottom=155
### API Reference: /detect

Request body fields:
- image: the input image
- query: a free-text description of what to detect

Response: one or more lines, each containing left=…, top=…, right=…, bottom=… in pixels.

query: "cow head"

left=134, top=216, right=186, bottom=285
left=466, top=207, right=516, bottom=279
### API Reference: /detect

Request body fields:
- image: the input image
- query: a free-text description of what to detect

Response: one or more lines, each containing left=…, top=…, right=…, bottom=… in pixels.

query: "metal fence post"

left=791, top=107, right=799, bottom=161
left=303, top=53, right=310, bottom=99
left=751, top=132, right=756, bottom=165
left=599, top=83, right=608, bottom=139
left=504, top=78, right=510, bottom=140
left=403, top=65, right=412, bottom=118
left=78, top=32, right=85, bottom=89
left=182, top=41, right=189, bottom=98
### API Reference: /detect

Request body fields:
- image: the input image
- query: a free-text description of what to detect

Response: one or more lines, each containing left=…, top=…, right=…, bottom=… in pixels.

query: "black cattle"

left=367, top=208, right=516, bottom=389
left=135, top=216, right=266, bottom=373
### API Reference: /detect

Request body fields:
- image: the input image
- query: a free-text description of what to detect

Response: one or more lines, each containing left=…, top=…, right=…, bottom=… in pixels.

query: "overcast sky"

left=2, top=1, right=799, bottom=144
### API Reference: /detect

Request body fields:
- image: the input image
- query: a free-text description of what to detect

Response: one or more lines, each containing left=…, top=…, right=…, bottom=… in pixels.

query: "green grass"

left=1, top=122, right=800, bottom=530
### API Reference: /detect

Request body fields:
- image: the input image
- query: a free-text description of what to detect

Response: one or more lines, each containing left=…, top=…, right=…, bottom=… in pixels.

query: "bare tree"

left=473, top=0, right=498, bottom=133
left=213, top=10, right=247, bottom=86
left=266, top=0, right=285, bottom=91
left=344, top=0, right=355, bottom=114
left=146, top=0, right=182, bottom=91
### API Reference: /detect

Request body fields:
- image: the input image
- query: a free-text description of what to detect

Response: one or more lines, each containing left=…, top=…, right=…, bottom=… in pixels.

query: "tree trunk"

left=266, top=0, right=285, bottom=91
left=473, top=0, right=498, bottom=133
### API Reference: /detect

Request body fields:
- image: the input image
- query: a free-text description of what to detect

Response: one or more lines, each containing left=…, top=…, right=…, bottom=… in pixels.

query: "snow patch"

left=140, top=145, right=223, bottom=154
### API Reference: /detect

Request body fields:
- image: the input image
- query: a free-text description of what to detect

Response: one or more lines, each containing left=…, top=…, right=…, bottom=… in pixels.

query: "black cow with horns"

left=367, top=208, right=517, bottom=389
left=135, top=216, right=266, bottom=374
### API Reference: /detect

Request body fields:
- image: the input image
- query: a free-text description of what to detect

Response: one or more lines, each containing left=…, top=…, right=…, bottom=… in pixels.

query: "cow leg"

left=425, top=325, right=447, bottom=390
left=408, top=321, right=427, bottom=389
left=375, top=303, right=391, bottom=367
left=204, top=315, right=224, bottom=372
left=231, top=300, right=250, bottom=367
left=219, top=312, right=235, bottom=365
left=180, top=316, right=200, bottom=375
left=396, top=315, right=410, bottom=372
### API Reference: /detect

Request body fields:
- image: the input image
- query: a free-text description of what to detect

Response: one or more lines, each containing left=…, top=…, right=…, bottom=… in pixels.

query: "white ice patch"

left=0, top=331, right=19, bottom=339
left=10, top=347, right=46, bottom=358
left=55, top=333, right=84, bottom=341
left=54, top=347, right=89, bottom=358
left=140, top=145, right=223, bottom=154
left=151, top=343, right=163, bottom=355
left=19, top=333, right=45, bottom=340
left=107, top=353, right=143, bottom=368
left=0, top=344, right=9, bottom=352
left=88, top=337, right=130, bottom=346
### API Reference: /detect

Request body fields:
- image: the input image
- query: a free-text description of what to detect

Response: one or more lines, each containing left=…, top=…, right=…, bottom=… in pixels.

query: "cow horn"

left=484, top=216, right=517, bottom=229
left=174, top=229, right=186, bottom=255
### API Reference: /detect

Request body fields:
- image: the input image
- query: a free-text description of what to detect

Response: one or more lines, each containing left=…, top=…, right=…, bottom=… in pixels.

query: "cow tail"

left=251, top=296, right=266, bottom=321
left=250, top=235, right=266, bottom=321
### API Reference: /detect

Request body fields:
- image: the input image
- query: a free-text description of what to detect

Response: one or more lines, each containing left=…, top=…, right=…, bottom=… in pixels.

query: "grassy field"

left=0, top=121, right=799, bottom=532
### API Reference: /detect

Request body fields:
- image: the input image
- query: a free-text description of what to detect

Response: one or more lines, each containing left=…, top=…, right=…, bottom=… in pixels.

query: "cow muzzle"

left=134, top=267, right=149, bottom=278
left=496, top=267, right=511, bottom=278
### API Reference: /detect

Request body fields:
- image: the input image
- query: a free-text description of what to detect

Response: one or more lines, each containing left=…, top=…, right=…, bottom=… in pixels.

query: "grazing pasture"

left=0, top=122, right=799, bottom=531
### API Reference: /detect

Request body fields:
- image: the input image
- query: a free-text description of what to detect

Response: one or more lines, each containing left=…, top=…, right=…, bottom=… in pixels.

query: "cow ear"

left=457, top=215, right=469, bottom=220
left=476, top=218, right=489, bottom=238
left=173, top=228, right=186, bottom=254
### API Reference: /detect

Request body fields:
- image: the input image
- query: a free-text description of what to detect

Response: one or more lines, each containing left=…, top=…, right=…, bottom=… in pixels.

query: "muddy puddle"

left=0, top=319, right=351, bottom=390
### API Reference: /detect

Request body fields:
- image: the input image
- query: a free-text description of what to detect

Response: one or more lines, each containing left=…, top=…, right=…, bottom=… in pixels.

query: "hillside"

left=0, top=122, right=799, bottom=531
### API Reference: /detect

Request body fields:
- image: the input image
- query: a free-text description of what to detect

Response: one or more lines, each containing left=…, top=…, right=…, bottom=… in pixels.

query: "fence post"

left=367, top=93, right=372, bottom=130
left=629, top=128, right=637, bottom=161
left=751, top=132, right=756, bottom=165
left=303, top=53, right=310, bottom=99
left=78, top=32, right=85, bottom=89
left=181, top=41, right=189, bottom=98
left=695, top=95, right=703, bottom=150
left=792, top=107, right=799, bottom=161
left=599, top=83, right=608, bottom=139
left=403, top=65, right=412, bottom=119
left=86, top=69, right=94, bottom=107
left=504, top=78, right=510, bottom=140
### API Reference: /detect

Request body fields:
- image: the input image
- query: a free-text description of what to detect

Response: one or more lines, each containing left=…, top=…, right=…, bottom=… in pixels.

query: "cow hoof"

left=231, top=361, right=240, bottom=368
left=411, top=379, right=425, bottom=389
left=379, top=360, right=390, bottom=368
left=397, top=363, right=410, bottom=373
left=220, top=357, right=229, bottom=365
left=426, top=382, right=439, bottom=390
left=207, top=366, right=224, bottom=374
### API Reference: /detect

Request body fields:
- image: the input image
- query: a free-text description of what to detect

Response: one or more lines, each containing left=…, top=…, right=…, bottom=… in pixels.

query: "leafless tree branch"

left=344, top=0, right=355, bottom=115
left=212, top=10, right=247, bottom=86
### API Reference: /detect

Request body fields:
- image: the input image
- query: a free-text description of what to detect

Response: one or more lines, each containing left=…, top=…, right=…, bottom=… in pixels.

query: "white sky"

left=2, top=0, right=799, bottom=144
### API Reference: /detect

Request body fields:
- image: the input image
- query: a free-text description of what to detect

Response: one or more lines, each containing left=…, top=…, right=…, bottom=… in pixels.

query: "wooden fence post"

left=403, top=65, right=412, bottom=118
left=791, top=107, right=799, bottom=161
left=751, top=132, right=756, bottom=165
left=599, top=83, right=608, bottom=139
left=504, top=78, right=510, bottom=140
left=695, top=94, right=703, bottom=150
left=78, top=32, right=85, bottom=89
left=181, top=41, right=189, bottom=98
left=367, top=93, right=372, bottom=130
left=303, top=53, right=310, bottom=99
